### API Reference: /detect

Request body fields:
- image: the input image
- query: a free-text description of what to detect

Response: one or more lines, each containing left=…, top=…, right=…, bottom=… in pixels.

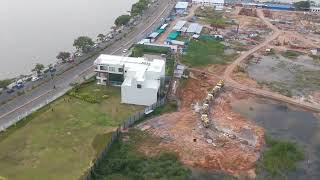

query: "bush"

left=68, top=91, right=98, bottom=104
left=153, top=101, right=178, bottom=115
left=131, top=0, right=150, bottom=16
left=282, top=50, right=301, bottom=59
left=257, top=137, right=304, bottom=177
left=115, top=15, right=131, bottom=26
left=91, top=130, right=190, bottom=180
left=0, top=79, right=13, bottom=89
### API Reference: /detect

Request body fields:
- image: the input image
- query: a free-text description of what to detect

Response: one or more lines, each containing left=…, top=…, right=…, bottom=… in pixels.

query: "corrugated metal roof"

left=160, top=24, right=169, bottom=30
left=172, top=21, right=187, bottom=31
left=175, top=2, right=188, bottom=9
left=187, top=23, right=203, bottom=34
left=148, top=32, right=160, bottom=38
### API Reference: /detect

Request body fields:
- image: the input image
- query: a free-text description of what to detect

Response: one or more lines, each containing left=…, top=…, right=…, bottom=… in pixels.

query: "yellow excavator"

left=201, top=114, right=210, bottom=128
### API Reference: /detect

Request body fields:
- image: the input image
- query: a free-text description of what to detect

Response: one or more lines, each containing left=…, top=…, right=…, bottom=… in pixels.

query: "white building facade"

left=94, top=55, right=165, bottom=106
left=192, top=0, right=225, bottom=10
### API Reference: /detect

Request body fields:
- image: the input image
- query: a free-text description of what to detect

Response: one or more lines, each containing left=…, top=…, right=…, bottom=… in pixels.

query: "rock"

left=141, top=125, right=151, bottom=131
left=206, top=139, right=213, bottom=144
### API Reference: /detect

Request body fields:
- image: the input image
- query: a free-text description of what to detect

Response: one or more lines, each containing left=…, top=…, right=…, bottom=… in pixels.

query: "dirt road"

left=223, top=9, right=320, bottom=112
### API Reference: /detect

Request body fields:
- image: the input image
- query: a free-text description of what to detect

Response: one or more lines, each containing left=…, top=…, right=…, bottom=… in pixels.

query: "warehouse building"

left=94, top=55, right=165, bottom=106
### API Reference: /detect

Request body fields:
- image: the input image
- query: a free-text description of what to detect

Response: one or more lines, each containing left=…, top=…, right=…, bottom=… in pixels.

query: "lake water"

left=232, top=98, right=320, bottom=180
left=0, top=0, right=136, bottom=79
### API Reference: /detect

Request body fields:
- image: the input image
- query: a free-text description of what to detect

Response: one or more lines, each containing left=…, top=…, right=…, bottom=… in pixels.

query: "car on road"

left=122, top=49, right=128, bottom=53
left=74, top=52, right=82, bottom=57
left=6, top=88, right=14, bottom=94
left=16, top=83, right=24, bottom=89
left=31, top=76, right=39, bottom=82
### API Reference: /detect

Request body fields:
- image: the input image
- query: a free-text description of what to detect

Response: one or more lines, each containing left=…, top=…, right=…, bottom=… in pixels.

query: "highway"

left=0, top=0, right=177, bottom=131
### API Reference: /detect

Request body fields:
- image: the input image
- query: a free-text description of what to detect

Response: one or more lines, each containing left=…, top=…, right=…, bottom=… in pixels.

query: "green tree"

left=293, top=1, right=311, bottom=10
left=97, top=34, right=105, bottom=42
left=131, top=0, right=149, bottom=16
left=73, top=36, right=94, bottom=52
left=0, top=79, right=13, bottom=89
left=32, top=63, right=45, bottom=75
left=115, top=15, right=131, bottom=26
left=56, top=52, right=71, bottom=63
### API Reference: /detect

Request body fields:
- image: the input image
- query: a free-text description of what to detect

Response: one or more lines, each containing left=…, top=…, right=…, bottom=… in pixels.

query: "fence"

left=83, top=98, right=166, bottom=180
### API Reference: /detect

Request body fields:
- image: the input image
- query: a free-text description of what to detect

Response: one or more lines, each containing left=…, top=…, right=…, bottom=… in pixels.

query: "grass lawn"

left=182, top=39, right=235, bottom=66
left=0, top=82, right=143, bottom=180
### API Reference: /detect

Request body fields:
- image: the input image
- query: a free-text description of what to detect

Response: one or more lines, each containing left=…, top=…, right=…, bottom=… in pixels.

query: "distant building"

left=175, top=2, right=189, bottom=14
left=310, top=6, right=320, bottom=13
left=192, top=0, right=225, bottom=10
left=264, top=3, right=294, bottom=10
left=94, top=55, right=165, bottom=106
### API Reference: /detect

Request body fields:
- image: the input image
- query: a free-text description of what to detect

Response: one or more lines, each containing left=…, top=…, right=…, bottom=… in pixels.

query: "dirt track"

left=223, top=9, right=320, bottom=113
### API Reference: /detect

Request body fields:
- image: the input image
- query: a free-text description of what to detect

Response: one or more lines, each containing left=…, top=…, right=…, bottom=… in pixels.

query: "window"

left=100, top=65, right=108, bottom=71
left=137, top=84, right=142, bottom=89
left=118, top=68, right=123, bottom=72
left=109, top=67, right=115, bottom=72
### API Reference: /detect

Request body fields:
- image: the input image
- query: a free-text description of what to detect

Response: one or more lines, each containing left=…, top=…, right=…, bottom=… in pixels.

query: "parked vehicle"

left=31, top=76, right=39, bottom=82
left=6, top=88, right=14, bottom=94
left=16, top=83, right=24, bottom=89
left=122, top=49, right=128, bottom=53
left=74, top=52, right=82, bottom=57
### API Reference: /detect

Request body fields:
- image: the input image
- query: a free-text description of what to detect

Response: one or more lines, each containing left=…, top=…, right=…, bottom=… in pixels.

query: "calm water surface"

left=232, top=98, right=320, bottom=180
left=0, top=0, right=136, bottom=79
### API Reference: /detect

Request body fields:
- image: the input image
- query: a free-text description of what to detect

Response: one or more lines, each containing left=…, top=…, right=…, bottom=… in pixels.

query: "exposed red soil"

left=136, top=72, right=264, bottom=177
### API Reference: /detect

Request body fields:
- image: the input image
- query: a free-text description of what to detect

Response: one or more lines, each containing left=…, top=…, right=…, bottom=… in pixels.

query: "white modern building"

left=94, top=55, right=165, bottom=106
left=192, top=0, right=225, bottom=10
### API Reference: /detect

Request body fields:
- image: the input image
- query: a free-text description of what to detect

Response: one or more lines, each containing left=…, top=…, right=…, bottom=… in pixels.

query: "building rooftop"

left=175, top=2, right=189, bottom=9
left=172, top=21, right=187, bottom=31
left=187, top=23, right=203, bottom=34
left=94, top=55, right=165, bottom=88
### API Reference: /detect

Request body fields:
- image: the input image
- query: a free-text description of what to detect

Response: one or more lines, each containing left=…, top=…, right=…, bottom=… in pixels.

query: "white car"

left=74, top=52, right=82, bottom=57
left=31, top=76, right=39, bottom=82
left=122, top=49, right=127, bottom=53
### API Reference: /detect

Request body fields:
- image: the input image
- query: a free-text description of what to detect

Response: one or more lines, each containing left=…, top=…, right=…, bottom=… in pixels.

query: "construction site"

left=132, top=3, right=320, bottom=179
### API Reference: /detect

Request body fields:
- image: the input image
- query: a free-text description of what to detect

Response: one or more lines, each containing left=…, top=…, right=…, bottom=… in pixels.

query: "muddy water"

left=232, top=98, right=320, bottom=180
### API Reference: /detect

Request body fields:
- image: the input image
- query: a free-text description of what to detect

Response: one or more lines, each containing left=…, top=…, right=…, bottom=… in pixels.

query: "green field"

left=182, top=39, right=235, bottom=67
left=0, top=82, right=143, bottom=180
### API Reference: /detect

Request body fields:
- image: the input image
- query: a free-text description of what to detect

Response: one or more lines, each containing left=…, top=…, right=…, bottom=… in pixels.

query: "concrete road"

left=0, top=0, right=177, bottom=130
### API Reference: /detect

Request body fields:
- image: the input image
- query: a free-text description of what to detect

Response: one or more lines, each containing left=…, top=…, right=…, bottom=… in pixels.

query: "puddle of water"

left=232, top=98, right=320, bottom=180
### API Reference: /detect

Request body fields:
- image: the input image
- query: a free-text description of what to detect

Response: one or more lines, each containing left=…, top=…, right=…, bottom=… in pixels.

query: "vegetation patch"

left=195, top=7, right=228, bottom=26
left=131, top=0, right=150, bottom=17
left=0, top=82, right=142, bottom=180
left=153, top=100, right=178, bottom=115
left=257, top=137, right=304, bottom=178
left=91, top=129, right=190, bottom=180
left=282, top=50, right=301, bottom=59
left=68, top=91, right=98, bottom=104
left=261, top=81, right=292, bottom=97
left=183, top=39, right=235, bottom=66
left=131, top=44, right=171, bottom=56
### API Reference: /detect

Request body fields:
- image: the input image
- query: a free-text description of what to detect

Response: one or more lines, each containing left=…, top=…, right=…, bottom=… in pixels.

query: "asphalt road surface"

left=0, top=0, right=176, bottom=130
